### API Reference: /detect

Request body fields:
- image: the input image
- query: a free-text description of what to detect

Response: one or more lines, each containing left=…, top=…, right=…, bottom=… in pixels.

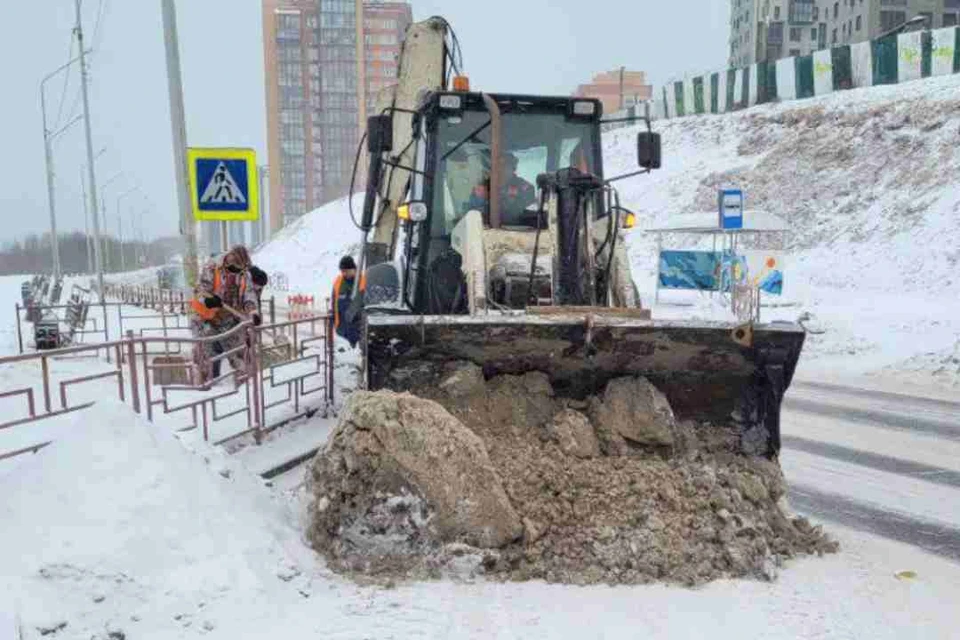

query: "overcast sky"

left=0, top=0, right=727, bottom=246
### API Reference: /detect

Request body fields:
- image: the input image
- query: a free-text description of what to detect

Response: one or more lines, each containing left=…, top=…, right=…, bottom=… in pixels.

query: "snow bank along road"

left=781, top=381, right=960, bottom=562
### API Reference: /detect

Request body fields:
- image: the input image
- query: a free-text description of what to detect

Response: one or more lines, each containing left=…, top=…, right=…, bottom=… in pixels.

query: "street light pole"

left=116, top=186, right=141, bottom=273
left=80, top=167, right=92, bottom=274
left=75, top=0, right=105, bottom=297
left=161, top=0, right=198, bottom=287
left=40, top=52, right=87, bottom=279
left=80, top=147, right=107, bottom=275
left=100, top=172, right=124, bottom=272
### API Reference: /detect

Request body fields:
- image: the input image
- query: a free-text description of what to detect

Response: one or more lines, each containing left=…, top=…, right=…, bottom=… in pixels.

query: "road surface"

left=783, top=381, right=960, bottom=562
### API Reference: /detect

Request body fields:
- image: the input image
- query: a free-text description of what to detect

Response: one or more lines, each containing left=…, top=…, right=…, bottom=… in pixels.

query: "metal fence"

left=1, top=308, right=335, bottom=463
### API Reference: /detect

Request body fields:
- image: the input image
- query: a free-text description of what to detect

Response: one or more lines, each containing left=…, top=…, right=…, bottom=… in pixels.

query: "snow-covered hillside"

left=254, top=194, right=365, bottom=307
left=252, top=75, right=960, bottom=391
left=611, top=74, right=960, bottom=391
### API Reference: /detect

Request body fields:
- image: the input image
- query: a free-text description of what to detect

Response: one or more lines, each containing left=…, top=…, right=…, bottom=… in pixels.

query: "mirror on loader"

left=637, top=131, right=661, bottom=170
left=361, top=114, right=394, bottom=230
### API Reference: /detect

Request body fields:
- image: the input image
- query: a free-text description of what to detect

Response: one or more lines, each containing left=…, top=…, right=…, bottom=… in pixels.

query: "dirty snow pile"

left=306, top=365, right=837, bottom=586
left=609, top=74, right=960, bottom=388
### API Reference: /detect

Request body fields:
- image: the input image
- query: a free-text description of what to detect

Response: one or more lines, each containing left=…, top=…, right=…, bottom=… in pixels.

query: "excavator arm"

left=363, top=18, right=450, bottom=267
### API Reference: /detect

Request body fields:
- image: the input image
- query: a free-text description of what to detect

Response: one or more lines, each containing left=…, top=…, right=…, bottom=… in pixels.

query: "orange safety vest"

left=332, top=272, right=366, bottom=329
left=191, top=268, right=247, bottom=321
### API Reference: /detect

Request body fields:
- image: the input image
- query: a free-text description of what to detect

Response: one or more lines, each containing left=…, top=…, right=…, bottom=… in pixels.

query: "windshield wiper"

left=440, top=119, right=492, bottom=162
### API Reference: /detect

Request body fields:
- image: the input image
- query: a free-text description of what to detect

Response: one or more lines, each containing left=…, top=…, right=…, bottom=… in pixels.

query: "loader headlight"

left=623, top=212, right=637, bottom=229
left=439, top=95, right=462, bottom=110
left=398, top=201, right=428, bottom=223
left=569, top=100, right=598, bottom=118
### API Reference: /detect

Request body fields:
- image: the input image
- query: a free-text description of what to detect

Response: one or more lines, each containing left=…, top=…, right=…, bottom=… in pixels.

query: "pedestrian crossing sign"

left=188, top=147, right=259, bottom=221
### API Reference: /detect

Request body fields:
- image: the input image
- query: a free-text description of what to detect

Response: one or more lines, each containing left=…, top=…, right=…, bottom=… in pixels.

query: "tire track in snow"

left=792, top=381, right=960, bottom=414
left=783, top=397, right=960, bottom=442
left=782, top=435, right=960, bottom=489
left=788, top=483, right=960, bottom=563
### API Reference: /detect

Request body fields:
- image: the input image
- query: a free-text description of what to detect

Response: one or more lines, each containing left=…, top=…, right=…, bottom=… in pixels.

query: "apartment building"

left=262, top=0, right=411, bottom=232
left=822, top=0, right=960, bottom=48
left=730, top=0, right=960, bottom=68
left=729, top=0, right=825, bottom=67
left=574, top=69, right=653, bottom=115
left=364, top=2, right=413, bottom=114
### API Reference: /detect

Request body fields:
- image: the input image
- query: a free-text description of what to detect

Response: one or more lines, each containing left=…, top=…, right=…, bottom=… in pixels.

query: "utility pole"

left=40, top=87, right=61, bottom=279
left=117, top=186, right=141, bottom=273
left=618, top=65, right=625, bottom=111
left=76, top=0, right=105, bottom=297
left=161, top=0, right=198, bottom=287
left=40, top=54, right=85, bottom=279
left=80, top=168, right=93, bottom=274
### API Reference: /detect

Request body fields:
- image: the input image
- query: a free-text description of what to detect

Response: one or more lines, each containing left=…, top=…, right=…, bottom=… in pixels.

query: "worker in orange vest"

left=330, top=255, right=366, bottom=348
left=190, top=245, right=261, bottom=384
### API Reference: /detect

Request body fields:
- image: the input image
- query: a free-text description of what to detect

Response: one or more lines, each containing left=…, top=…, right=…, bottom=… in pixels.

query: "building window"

left=790, top=27, right=801, bottom=41
left=919, top=12, right=933, bottom=27
left=832, top=27, right=837, bottom=43
left=811, top=27, right=817, bottom=39
left=856, top=15, right=861, bottom=30
left=945, top=13, right=959, bottom=27
left=789, top=0, right=815, bottom=24
left=789, top=48, right=801, bottom=56
left=813, top=5, right=819, bottom=19
left=834, top=2, right=839, bottom=18
left=774, top=6, right=780, bottom=19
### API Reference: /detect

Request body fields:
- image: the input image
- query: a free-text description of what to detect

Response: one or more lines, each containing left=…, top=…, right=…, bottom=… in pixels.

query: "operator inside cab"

left=466, top=152, right=538, bottom=227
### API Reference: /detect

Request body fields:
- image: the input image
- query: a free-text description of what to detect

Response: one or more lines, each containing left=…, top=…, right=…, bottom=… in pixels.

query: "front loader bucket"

left=365, top=313, right=805, bottom=458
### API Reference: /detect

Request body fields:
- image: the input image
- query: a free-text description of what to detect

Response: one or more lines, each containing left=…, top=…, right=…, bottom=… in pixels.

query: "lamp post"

left=100, top=172, right=124, bottom=272
left=75, top=0, right=105, bottom=297
left=80, top=147, right=107, bottom=274
left=40, top=52, right=89, bottom=278
left=161, top=0, right=198, bottom=287
left=116, top=186, right=141, bottom=273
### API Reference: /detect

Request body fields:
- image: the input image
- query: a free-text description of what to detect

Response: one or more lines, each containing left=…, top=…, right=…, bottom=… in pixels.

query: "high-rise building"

left=730, top=0, right=960, bottom=68
left=263, top=0, right=412, bottom=233
left=574, top=69, right=653, bottom=116
left=364, top=2, right=413, bottom=114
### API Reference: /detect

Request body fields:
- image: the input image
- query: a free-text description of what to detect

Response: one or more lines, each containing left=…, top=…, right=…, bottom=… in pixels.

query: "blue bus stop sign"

left=718, top=189, right=743, bottom=230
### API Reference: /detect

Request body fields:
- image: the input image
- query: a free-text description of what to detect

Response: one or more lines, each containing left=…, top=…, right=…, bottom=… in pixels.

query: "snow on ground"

left=2, top=397, right=960, bottom=640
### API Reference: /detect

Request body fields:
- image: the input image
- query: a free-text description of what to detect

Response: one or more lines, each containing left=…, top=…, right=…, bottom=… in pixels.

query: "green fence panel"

left=956, top=27, right=960, bottom=72
left=726, top=69, right=737, bottom=111
left=832, top=45, right=852, bottom=90
left=921, top=31, right=933, bottom=78
left=710, top=73, right=720, bottom=113
left=693, top=77, right=705, bottom=114
left=756, top=61, right=770, bottom=103
left=872, top=35, right=899, bottom=85
left=795, top=55, right=815, bottom=98
left=767, top=60, right=778, bottom=101
left=755, top=61, right=778, bottom=103
left=741, top=67, right=750, bottom=107
left=674, top=81, right=685, bottom=117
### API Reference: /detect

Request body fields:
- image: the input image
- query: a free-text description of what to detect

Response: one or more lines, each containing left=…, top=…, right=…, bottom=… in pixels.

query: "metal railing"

left=0, top=311, right=335, bottom=463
